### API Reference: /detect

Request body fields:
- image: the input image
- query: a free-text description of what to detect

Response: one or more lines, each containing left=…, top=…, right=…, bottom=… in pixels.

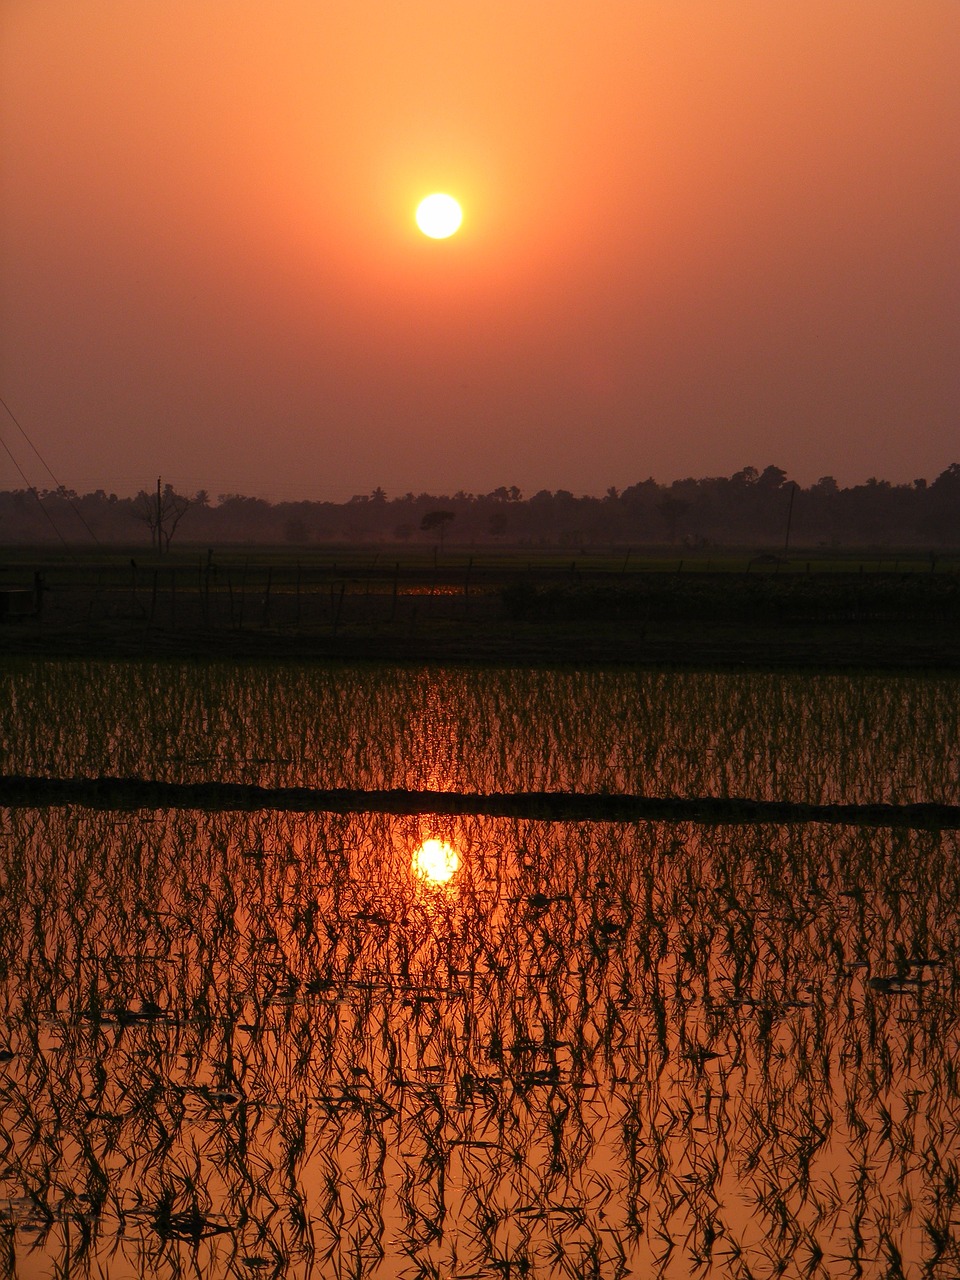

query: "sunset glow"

left=0, top=2, right=957, bottom=499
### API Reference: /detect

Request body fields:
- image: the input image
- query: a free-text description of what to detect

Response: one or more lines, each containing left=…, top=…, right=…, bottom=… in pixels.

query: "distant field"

left=2, top=542, right=959, bottom=575
left=1, top=544, right=959, bottom=668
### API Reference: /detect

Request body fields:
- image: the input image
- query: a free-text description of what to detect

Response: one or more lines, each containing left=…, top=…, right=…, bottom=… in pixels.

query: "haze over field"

left=1, top=1, right=958, bottom=502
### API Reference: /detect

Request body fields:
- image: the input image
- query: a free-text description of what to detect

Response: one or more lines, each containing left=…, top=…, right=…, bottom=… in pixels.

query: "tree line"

left=1, top=464, right=958, bottom=549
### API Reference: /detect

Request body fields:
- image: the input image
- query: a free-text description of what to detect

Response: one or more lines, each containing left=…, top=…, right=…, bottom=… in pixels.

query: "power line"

left=0, top=431, right=69, bottom=546
left=0, top=394, right=100, bottom=544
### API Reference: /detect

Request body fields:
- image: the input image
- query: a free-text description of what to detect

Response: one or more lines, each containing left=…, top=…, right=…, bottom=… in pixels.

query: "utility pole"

left=156, top=476, right=162, bottom=554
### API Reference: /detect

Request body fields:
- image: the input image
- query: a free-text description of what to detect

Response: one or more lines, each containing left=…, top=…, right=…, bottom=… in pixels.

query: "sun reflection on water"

left=411, top=838, right=460, bottom=886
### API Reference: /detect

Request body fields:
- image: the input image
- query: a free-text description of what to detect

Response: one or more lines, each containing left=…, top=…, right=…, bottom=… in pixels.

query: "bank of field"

left=1, top=545, right=959, bottom=666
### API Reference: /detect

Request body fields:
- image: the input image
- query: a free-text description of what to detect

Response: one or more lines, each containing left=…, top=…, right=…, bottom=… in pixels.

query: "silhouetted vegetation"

left=420, top=508, right=456, bottom=549
left=2, top=664, right=960, bottom=1276
left=132, top=477, right=191, bottom=552
left=2, top=463, right=959, bottom=547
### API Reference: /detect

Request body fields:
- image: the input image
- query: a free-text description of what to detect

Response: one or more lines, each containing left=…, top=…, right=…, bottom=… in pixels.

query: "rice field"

left=2, top=660, right=959, bottom=804
left=1, top=661, right=959, bottom=1279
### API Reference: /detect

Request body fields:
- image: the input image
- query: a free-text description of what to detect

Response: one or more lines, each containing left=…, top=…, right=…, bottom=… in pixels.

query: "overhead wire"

left=0, top=393, right=99, bottom=543
left=0, top=428, right=69, bottom=546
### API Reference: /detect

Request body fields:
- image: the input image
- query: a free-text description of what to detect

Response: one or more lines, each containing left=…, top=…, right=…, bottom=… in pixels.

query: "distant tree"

left=657, top=495, right=689, bottom=542
left=932, top=463, right=960, bottom=493
left=421, top=509, right=455, bottom=550
left=133, top=478, right=191, bottom=553
left=488, top=510, right=508, bottom=538
left=929, top=463, right=960, bottom=544
left=758, top=465, right=788, bottom=489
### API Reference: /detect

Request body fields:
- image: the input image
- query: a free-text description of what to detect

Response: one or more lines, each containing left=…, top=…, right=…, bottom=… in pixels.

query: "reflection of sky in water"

left=3, top=807, right=960, bottom=1278
left=408, top=672, right=472, bottom=792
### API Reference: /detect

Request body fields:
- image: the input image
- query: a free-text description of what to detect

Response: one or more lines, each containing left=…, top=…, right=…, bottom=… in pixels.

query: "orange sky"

left=1, top=1, right=958, bottom=500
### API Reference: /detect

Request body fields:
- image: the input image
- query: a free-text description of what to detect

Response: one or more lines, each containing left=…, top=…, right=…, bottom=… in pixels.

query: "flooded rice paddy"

left=1, top=661, right=960, bottom=1279
left=2, top=661, right=959, bottom=804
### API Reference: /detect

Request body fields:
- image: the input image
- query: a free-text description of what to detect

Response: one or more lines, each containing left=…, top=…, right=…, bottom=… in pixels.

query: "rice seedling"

left=1, top=660, right=958, bottom=808
left=2, top=659, right=959, bottom=1277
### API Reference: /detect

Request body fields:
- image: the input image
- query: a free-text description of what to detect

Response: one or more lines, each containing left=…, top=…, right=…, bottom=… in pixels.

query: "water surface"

left=3, top=660, right=958, bottom=804
left=1, top=806, right=958, bottom=1279
left=3, top=659, right=958, bottom=1277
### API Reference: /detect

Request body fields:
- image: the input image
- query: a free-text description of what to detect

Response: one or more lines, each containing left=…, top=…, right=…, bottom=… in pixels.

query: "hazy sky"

left=2, top=1, right=957, bottom=501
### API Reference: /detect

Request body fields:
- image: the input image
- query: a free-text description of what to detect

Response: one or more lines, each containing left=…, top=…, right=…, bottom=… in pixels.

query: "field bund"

left=2, top=774, right=960, bottom=829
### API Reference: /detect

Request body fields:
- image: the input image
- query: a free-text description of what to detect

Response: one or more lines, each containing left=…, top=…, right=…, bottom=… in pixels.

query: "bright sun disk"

left=412, top=839, right=460, bottom=884
left=416, top=193, right=462, bottom=239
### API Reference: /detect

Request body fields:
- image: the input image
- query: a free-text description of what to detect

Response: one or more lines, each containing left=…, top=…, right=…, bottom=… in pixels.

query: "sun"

left=416, top=193, right=462, bottom=240
left=412, top=839, right=460, bottom=885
